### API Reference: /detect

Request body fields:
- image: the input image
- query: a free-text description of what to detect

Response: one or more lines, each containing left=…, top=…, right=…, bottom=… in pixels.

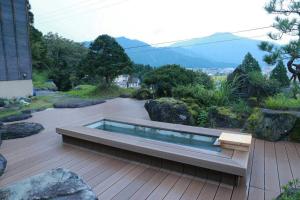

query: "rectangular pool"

left=86, top=120, right=221, bottom=152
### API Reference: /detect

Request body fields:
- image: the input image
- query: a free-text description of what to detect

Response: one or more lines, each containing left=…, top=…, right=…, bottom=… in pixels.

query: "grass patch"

left=33, top=70, right=57, bottom=90
left=0, top=96, right=53, bottom=118
left=264, top=94, right=300, bottom=110
left=65, top=84, right=135, bottom=99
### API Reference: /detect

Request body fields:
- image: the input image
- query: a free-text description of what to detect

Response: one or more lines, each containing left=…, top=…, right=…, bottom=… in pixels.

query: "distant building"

left=0, top=0, right=33, bottom=98
left=114, top=75, right=141, bottom=88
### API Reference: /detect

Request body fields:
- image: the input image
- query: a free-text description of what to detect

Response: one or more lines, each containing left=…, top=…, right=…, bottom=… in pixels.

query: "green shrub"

left=264, top=94, right=300, bottom=110
left=197, top=110, right=208, bottom=127
left=132, top=88, right=153, bottom=100
left=231, top=100, right=252, bottom=115
left=245, top=108, right=263, bottom=132
left=290, top=118, right=300, bottom=142
left=277, top=179, right=300, bottom=200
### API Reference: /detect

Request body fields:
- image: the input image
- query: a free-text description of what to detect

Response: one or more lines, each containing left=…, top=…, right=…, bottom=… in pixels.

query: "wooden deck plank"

left=248, top=187, right=264, bottom=200
left=231, top=139, right=255, bottom=200
left=197, top=181, right=219, bottom=200
left=88, top=159, right=129, bottom=188
left=284, top=142, right=300, bottom=179
left=163, top=175, right=191, bottom=200
left=93, top=163, right=137, bottom=195
left=275, top=142, right=293, bottom=187
left=214, top=184, right=233, bottom=200
left=1, top=99, right=299, bottom=200
left=129, top=170, right=169, bottom=200
left=250, top=139, right=264, bottom=190
left=146, top=173, right=181, bottom=200
left=264, top=141, right=280, bottom=197
left=180, top=178, right=205, bottom=200
left=112, top=168, right=158, bottom=200
left=98, top=165, right=147, bottom=199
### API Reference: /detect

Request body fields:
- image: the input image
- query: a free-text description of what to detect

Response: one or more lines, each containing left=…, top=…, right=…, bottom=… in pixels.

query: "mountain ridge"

left=82, top=33, right=273, bottom=68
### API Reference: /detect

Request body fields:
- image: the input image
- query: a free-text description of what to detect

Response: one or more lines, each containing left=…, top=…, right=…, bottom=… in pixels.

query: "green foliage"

left=32, top=71, right=57, bottom=90
left=264, top=93, right=300, bottom=110
left=197, top=110, right=208, bottom=127
left=45, top=33, right=88, bottom=91
left=260, top=0, right=300, bottom=82
left=143, top=65, right=213, bottom=97
left=290, top=118, right=300, bottom=142
left=132, top=88, right=153, bottom=100
left=270, top=60, right=290, bottom=87
left=239, top=52, right=262, bottom=73
left=132, top=64, right=154, bottom=82
left=291, top=83, right=300, bottom=99
left=228, top=54, right=280, bottom=100
left=0, top=96, right=53, bottom=119
left=245, top=108, right=263, bottom=132
left=65, top=84, right=134, bottom=99
left=277, top=179, right=300, bottom=200
left=231, top=100, right=252, bottom=115
left=80, top=35, right=132, bottom=85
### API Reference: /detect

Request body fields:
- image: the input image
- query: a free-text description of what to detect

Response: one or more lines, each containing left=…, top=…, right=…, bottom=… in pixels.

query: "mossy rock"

left=132, top=88, right=153, bottom=100
left=245, top=109, right=298, bottom=141
left=290, top=118, right=300, bottom=142
left=145, top=98, right=194, bottom=125
left=207, top=106, right=243, bottom=128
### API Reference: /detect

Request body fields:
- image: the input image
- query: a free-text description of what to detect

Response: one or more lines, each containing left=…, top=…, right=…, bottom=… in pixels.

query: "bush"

left=132, top=88, right=153, bottom=100
left=276, top=179, right=300, bottom=200
left=290, top=118, right=300, bottom=142
left=264, top=94, right=300, bottom=110
left=245, top=108, right=263, bottom=132
left=197, top=110, right=208, bottom=127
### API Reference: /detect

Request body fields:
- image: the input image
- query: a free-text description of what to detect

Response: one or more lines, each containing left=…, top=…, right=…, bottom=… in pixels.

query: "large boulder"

left=0, top=113, right=32, bottom=123
left=0, top=168, right=98, bottom=200
left=0, top=154, right=7, bottom=176
left=245, top=109, right=299, bottom=141
left=207, top=106, right=244, bottom=128
left=0, top=122, right=44, bottom=140
left=54, top=99, right=105, bottom=108
left=145, top=98, right=193, bottom=125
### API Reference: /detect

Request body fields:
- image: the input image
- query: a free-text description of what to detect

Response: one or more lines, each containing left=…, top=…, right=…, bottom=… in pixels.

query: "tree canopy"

left=80, top=35, right=132, bottom=85
left=143, top=64, right=213, bottom=97
left=270, top=60, right=290, bottom=87
left=259, top=0, right=300, bottom=82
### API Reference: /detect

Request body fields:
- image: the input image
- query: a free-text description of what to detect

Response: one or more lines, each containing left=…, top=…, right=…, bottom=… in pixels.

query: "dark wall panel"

left=0, top=0, right=32, bottom=81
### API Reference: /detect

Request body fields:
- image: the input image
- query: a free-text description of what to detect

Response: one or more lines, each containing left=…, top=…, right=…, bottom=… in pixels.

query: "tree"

left=81, top=35, right=132, bottom=85
left=259, top=0, right=300, bottom=82
left=227, top=53, right=279, bottom=100
left=45, top=33, right=88, bottom=91
left=270, top=60, right=290, bottom=87
left=239, top=53, right=262, bottom=73
left=143, top=64, right=213, bottom=97
left=27, top=1, right=48, bottom=70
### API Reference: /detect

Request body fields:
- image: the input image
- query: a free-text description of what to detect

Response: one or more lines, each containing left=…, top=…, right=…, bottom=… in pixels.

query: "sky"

left=30, top=0, right=283, bottom=45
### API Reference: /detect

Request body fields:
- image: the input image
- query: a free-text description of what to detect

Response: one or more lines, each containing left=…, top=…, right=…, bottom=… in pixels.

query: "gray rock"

left=145, top=98, right=193, bottom=125
left=245, top=109, right=298, bottom=141
left=0, top=168, right=98, bottom=200
left=0, top=113, right=32, bottom=123
left=0, top=154, right=7, bottom=176
left=54, top=99, right=105, bottom=108
left=207, top=106, right=245, bottom=128
left=0, top=122, right=44, bottom=140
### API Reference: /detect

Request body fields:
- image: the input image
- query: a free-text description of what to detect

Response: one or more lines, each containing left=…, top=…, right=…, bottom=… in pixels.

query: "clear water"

left=86, top=120, right=221, bottom=152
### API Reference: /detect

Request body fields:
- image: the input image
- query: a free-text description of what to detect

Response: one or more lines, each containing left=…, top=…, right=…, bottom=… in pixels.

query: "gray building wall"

left=0, top=0, right=32, bottom=81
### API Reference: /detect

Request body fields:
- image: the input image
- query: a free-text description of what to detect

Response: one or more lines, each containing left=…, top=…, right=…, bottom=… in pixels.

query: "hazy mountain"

left=83, top=33, right=271, bottom=68
left=171, top=33, right=268, bottom=66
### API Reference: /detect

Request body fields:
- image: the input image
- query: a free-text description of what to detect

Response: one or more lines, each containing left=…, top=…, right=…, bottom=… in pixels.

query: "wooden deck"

left=0, top=98, right=300, bottom=200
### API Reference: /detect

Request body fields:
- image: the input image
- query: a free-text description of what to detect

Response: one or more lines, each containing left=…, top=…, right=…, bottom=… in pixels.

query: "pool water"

left=86, top=120, right=221, bottom=152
